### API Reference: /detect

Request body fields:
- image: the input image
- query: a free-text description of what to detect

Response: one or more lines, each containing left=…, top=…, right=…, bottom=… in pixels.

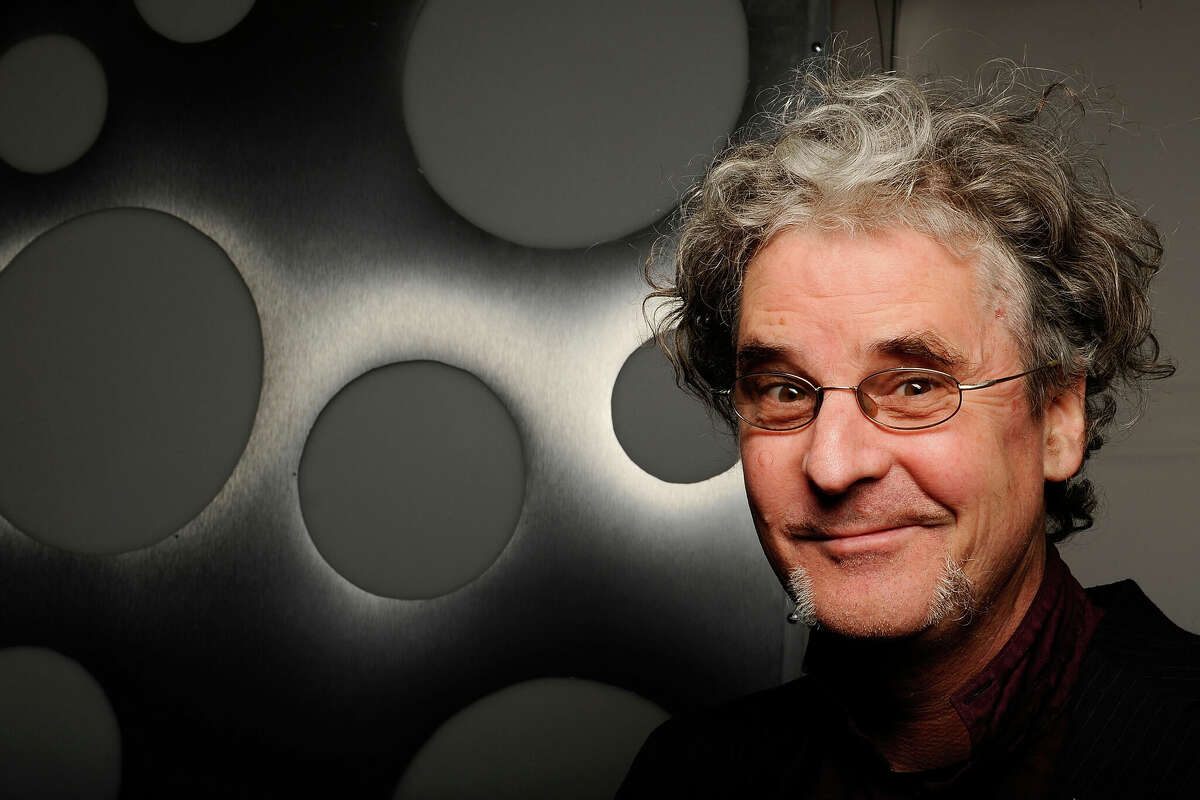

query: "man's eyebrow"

left=736, top=342, right=794, bottom=373
left=737, top=333, right=969, bottom=374
left=868, top=332, right=969, bottom=370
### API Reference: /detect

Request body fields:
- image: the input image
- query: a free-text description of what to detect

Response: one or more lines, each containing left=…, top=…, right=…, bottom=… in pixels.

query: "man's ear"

left=1044, top=376, right=1087, bottom=482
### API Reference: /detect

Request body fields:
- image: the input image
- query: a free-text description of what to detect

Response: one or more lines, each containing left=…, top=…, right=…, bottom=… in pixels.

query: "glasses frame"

left=718, top=363, right=1058, bottom=432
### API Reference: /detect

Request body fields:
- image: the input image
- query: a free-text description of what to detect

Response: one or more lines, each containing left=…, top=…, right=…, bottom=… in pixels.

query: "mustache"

left=783, top=505, right=953, bottom=539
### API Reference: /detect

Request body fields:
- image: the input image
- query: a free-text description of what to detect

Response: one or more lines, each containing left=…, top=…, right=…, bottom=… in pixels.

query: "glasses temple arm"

left=958, top=361, right=1061, bottom=392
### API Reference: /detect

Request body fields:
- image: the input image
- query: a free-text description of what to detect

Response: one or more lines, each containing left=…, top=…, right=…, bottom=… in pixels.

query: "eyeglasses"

left=719, top=364, right=1056, bottom=432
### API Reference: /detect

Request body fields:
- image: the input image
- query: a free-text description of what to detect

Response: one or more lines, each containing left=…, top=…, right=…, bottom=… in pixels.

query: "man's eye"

left=877, top=373, right=953, bottom=398
left=766, top=382, right=806, bottom=403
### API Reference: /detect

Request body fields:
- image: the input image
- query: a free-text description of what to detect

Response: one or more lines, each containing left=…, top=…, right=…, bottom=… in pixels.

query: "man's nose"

left=801, top=388, right=891, bottom=495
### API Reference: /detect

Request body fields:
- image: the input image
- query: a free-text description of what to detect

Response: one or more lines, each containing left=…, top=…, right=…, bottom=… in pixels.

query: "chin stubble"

left=785, top=556, right=980, bottom=631
left=786, top=565, right=819, bottom=627
left=923, top=556, right=979, bottom=627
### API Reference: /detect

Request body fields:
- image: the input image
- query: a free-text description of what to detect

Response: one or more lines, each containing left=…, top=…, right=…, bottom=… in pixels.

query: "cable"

left=872, top=0, right=903, bottom=71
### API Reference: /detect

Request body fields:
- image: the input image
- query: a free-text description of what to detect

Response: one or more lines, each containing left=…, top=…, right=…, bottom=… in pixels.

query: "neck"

left=812, top=538, right=1048, bottom=772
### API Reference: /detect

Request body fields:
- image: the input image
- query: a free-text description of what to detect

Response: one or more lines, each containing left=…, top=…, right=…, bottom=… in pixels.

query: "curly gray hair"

left=647, top=62, right=1173, bottom=542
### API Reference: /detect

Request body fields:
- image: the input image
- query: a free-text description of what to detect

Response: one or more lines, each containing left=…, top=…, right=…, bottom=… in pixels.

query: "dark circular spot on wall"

left=0, top=647, right=121, bottom=800
left=612, top=340, right=738, bottom=483
left=299, top=361, right=525, bottom=599
left=0, top=35, right=107, bottom=174
left=394, top=678, right=668, bottom=800
left=0, top=208, right=262, bottom=554
left=402, top=0, right=748, bottom=248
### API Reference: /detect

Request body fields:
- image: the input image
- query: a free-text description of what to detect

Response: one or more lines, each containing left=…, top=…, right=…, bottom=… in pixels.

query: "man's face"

left=737, top=226, right=1071, bottom=640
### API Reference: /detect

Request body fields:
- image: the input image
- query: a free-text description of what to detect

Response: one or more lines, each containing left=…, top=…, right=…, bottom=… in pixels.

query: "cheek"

left=740, top=440, right=796, bottom=583
left=739, top=431, right=773, bottom=479
left=891, top=422, right=991, bottom=516
left=899, top=416, right=1044, bottom=525
left=740, top=436, right=789, bottom=524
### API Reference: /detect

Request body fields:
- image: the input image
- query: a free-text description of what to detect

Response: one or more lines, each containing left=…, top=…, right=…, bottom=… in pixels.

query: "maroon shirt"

left=803, top=545, right=1101, bottom=797
left=616, top=545, right=1200, bottom=799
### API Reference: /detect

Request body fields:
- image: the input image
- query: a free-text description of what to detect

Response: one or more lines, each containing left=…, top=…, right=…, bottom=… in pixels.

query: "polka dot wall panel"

left=0, top=1, right=825, bottom=796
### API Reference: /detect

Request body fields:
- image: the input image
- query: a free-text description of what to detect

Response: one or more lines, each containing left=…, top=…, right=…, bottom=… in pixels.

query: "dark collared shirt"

left=618, top=546, right=1200, bottom=798
left=800, top=545, right=1099, bottom=797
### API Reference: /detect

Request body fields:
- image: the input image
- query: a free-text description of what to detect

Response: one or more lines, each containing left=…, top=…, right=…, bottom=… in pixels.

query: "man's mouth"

left=786, top=513, right=951, bottom=557
left=801, top=525, right=925, bottom=557
left=792, top=519, right=943, bottom=541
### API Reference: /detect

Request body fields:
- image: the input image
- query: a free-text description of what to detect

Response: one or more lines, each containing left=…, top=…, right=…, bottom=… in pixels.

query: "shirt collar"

left=802, top=544, right=1101, bottom=770
left=949, top=544, right=1101, bottom=756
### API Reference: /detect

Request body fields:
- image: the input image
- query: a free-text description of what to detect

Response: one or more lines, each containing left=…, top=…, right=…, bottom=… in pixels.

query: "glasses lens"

left=859, top=369, right=961, bottom=429
left=733, top=373, right=818, bottom=430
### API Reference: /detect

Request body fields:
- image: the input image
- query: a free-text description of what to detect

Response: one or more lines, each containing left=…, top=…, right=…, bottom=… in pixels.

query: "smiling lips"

left=791, top=512, right=950, bottom=540
left=786, top=511, right=952, bottom=556
left=798, top=524, right=931, bottom=557
left=798, top=524, right=926, bottom=540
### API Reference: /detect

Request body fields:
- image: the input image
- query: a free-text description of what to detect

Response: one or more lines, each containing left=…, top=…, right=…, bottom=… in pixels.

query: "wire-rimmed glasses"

left=720, top=364, right=1056, bottom=432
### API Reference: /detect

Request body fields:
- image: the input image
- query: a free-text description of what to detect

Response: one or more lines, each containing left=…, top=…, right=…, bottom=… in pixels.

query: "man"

left=618, top=65, right=1199, bottom=798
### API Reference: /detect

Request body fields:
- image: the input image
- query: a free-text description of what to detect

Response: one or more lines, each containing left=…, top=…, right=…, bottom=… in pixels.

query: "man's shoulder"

left=1059, top=580, right=1200, bottom=798
left=615, top=678, right=820, bottom=798
left=1083, top=578, right=1200, bottom=690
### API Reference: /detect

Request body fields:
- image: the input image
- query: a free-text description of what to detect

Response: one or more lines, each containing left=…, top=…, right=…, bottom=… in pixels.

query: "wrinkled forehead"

left=736, top=226, right=1008, bottom=372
